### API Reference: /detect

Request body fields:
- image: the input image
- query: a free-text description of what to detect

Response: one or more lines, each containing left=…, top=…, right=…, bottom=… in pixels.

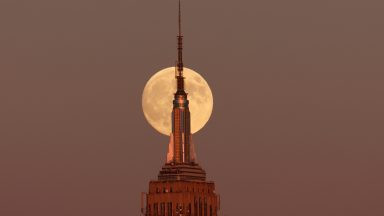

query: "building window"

left=154, top=203, right=158, bottom=216
left=167, top=202, right=173, bottom=216
left=188, top=203, right=191, bottom=216
left=204, top=199, right=207, bottom=216
left=161, top=203, right=165, bottom=216
left=148, top=205, right=151, bottom=216
left=176, top=203, right=181, bottom=215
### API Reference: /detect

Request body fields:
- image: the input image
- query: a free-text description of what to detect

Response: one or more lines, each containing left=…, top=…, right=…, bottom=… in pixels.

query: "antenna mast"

left=177, top=0, right=183, bottom=74
left=176, top=0, right=185, bottom=92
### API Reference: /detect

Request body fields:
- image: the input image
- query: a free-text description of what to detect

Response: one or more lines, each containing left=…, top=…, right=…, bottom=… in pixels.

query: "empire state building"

left=141, top=1, right=220, bottom=216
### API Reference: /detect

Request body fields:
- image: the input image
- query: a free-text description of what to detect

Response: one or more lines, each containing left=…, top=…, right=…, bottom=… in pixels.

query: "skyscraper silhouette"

left=141, top=1, right=220, bottom=216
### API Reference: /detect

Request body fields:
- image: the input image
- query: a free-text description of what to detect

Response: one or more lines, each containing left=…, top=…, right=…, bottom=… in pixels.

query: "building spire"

left=176, top=0, right=185, bottom=92
left=178, top=0, right=182, bottom=37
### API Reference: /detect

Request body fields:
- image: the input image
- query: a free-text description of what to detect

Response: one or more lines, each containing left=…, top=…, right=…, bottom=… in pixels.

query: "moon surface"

left=142, top=67, right=213, bottom=136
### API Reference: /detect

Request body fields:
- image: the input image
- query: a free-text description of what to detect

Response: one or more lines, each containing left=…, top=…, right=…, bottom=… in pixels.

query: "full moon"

left=142, top=67, right=213, bottom=136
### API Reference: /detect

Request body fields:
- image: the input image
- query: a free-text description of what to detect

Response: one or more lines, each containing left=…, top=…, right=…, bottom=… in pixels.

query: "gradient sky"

left=1, top=0, right=384, bottom=216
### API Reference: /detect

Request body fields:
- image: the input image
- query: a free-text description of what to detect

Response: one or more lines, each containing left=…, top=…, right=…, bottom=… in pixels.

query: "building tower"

left=142, top=1, right=220, bottom=216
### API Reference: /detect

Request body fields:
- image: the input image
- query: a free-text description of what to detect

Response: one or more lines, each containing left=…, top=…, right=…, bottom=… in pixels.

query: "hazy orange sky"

left=1, top=0, right=383, bottom=215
